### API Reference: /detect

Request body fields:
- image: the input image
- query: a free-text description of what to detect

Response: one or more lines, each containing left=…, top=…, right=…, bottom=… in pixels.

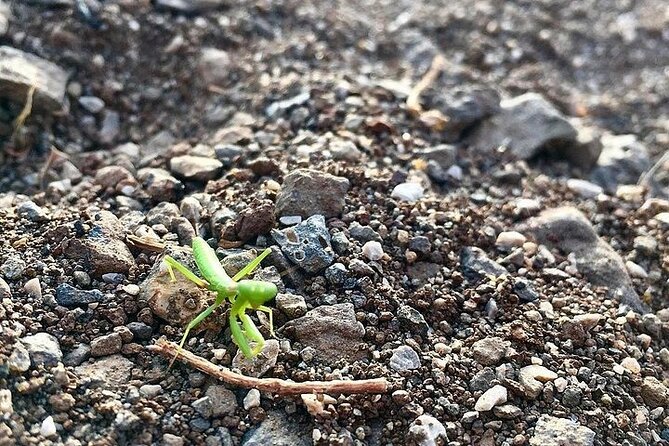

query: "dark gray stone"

left=271, top=215, right=334, bottom=274
left=55, top=284, right=104, bottom=307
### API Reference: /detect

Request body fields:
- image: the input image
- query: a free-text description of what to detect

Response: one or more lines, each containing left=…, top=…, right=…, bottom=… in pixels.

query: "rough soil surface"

left=1, top=1, right=668, bottom=445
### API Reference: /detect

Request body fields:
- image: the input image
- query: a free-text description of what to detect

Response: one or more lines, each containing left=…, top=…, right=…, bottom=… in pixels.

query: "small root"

left=406, top=54, right=446, bottom=117
left=149, top=338, right=390, bottom=395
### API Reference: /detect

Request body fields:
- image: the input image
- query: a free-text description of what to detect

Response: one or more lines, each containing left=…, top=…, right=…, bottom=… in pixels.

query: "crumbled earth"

left=0, top=1, right=668, bottom=446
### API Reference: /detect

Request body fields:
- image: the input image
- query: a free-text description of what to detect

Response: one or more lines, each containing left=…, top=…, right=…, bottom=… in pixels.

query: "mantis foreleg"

left=164, top=255, right=209, bottom=288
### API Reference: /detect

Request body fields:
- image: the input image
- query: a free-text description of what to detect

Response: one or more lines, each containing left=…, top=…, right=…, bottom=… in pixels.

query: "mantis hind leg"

left=163, top=256, right=209, bottom=288
left=257, top=305, right=274, bottom=336
left=231, top=248, right=272, bottom=282
left=240, top=313, right=265, bottom=356
left=169, top=295, right=224, bottom=369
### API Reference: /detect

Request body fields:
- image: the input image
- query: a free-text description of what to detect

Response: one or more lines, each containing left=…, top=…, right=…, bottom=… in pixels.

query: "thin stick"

left=40, top=145, right=71, bottom=190
left=406, top=54, right=446, bottom=117
left=638, top=150, right=669, bottom=197
left=11, top=85, right=36, bottom=142
left=148, top=338, right=390, bottom=395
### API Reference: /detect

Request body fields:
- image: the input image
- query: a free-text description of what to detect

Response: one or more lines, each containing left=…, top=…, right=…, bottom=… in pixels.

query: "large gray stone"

left=529, top=415, right=595, bottom=446
left=242, top=411, right=311, bottom=446
left=0, top=46, right=68, bottom=112
left=275, top=169, right=350, bottom=218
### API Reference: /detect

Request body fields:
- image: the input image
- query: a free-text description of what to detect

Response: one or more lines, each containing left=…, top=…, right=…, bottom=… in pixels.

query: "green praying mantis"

left=163, top=237, right=278, bottom=366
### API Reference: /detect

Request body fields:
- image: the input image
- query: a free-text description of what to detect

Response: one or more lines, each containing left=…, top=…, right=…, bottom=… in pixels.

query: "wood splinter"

left=406, top=53, right=446, bottom=117
left=148, top=338, right=390, bottom=395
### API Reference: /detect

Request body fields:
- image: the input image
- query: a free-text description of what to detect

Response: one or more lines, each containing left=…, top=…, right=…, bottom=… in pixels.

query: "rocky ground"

left=1, top=0, right=669, bottom=445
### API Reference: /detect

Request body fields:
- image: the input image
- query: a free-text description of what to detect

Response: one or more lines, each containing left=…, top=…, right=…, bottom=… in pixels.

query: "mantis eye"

left=237, top=280, right=278, bottom=307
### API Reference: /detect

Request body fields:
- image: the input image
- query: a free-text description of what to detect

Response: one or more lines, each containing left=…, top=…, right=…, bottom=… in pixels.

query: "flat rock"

left=242, top=410, right=311, bottom=446
left=283, top=303, right=366, bottom=364
left=390, top=345, right=421, bottom=371
left=0, top=46, right=68, bottom=112
left=471, top=93, right=587, bottom=163
left=474, top=385, right=507, bottom=411
left=529, top=415, right=595, bottom=446
left=19, top=332, right=62, bottom=367
left=142, top=247, right=211, bottom=326
left=170, top=155, right=222, bottom=182
left=471, top=337, right=510, bottom=366
left=232, top=339, right=279, bottom=378
left=74, top=355, right=134, bottom=388
left=55, top=284, right=104, bottom=307
left=275, top=169, right=350, bottom=218
left=520, top=365, right=558, bottom=399
left=460, top=246, right=507, bottom=281
left=518, top=207, right=647, bottom=313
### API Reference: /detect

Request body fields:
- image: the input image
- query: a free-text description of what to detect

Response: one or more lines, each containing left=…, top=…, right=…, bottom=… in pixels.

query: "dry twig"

left=148, top=338, right=390, bottom=395
left=406, top=54, right=446, bottom=117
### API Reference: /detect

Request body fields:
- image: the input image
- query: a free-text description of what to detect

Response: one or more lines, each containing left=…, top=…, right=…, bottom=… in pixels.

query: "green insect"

left=163, top=237, right=278, bottom=364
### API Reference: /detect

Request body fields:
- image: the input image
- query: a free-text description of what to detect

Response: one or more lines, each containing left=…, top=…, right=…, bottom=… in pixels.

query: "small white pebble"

left=212, top=349, right=226, bottom=360
left=625, top=261, right=648, bottom=279
left=495, top=231, right=527, bottom=250
left=613, top=364, right=626, bottom=375
left=391, top=182, right=424, bottom=202
left=620, top=357, right=641, bottom=374
left=24, top=278, right=42, bottom=299
left=122, top=284, right=140, bottom=296
left=243, top=389, right=260, bottom=410
left=362, top=241, right=384, bottom=261
left=446, top=165, right=463, bottom=180
left=567, top=178, right=603, bottom=198
left=40, top=416, right=57, bottom=437
left=554, top=377, right=568, bottom=393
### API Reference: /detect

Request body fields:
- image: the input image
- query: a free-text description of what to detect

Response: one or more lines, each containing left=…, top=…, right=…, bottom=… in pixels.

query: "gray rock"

left=513, top=278, right=539, bottom=302
left=493, top=404, right=522, bottom=419
left=99, top=110, right=120, bottom=144
left=0, top=3, right=9, bottom=37
left=170, top=155, right=222, bottom=182
left=17, top=201, right=49, bottom=222
left=137, top=168, right=184, bottom=202
left=8, top=343, right=31, bottom=373
left=417, top=144, right=457, bottom=169
left=275, top=169, right=350, bottom=218
left=205, top=385, right=238, bottom=417
left=329, top=139, right=362, bottom=162
left=640, top=377, right=669, bottom=408
left=271, top=214, right=334, bottom=273
left=470, top=368, right=496, bottom=392
left=199, top=47, right=231, bottom=85
left=242, top=410, right=311, bottom=446
left=55, top=284, right=104, bottom=307
left=471, top=337, right=509, bottom=366
left=408, top=414, right=447, bottom=446
left=0, top=46, right=68, bottom=112
left=78, top=96, right=105, bottom=114
left=275, top=293, right=307, bottom=318
left=460, top=246, right=507, bottom=281
left=590, top=134, right=650, bottom=193
left=232, top=339, right=279, bottom=378
left=471, top=93, right=599, bottom=167
left=519, top=207, right=647, bottom=312
left=562, top=387, right=582, bottom=407
left=390, top=345, right=421, bottom=372
left=90, top=333, right=123, bottom=357
left=127, top=322, right=153, bottom=341
left=74, top=355, right=134, bottom=387
left=19, top=332, right=62, bottom=366
left=348, top=222, right=381, bottom=243
left=284, top=303, right=366, bottom=364
left=1, top=255, right=26, bottom=280
left=397, top=305, right=430, bottom=335
left=529, top=415, right=595, bottom=446
left=63, top=210, right=136, bottom=277
left=63, top=344, right=91, bottom=366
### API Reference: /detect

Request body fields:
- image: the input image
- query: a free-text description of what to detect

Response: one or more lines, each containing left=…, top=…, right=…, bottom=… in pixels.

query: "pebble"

left=471, top=337, right=509, bottom=366
left=566, top=178, right=603, bottom=198
left=63, top=344, right=91, bottom=366
left=529, top=415, right=594, bottom=446
left=460, top=246, right=507, bottom=280
left=17, top=200, right=49, bottom=222
left=283, top=303, right=366, bottom=363
left=232, top=339, right=279, bottom=378
left=170, top=155, right=222, bottom=182
left=493, top=404, right=523, bottom=419
left=640, top=377, right=669, bottom=408
left=41, top=416, right=57, bottom=437
left=495, top=231, right=526, bottom=251
left=243, top=389, right=261, bottom=410
left=162, top=434, right=184, bottom=446
left=659, top=348, right=669, bottom=368
left=23, top=278, right=42, bottom=299
left=0, top=389, right=12, bottom=415
left=389, top=345, right=421, bottom=371
left=55, top=284, right=104, bottom=307
left=90, top=332, right=123, bottom=357
left=275, top=293, right=307, bottom=318
left=391, top=182, right=424, bottom=202
left=271, top=215, right=334, bottom=273
left=20, top=332, right=62, bottom=366
left=275, top=169, right=350, bottom=218
left=8, top=343, right=31, bottom=373
left=48, top=393, right=75, bottom=411
left=99, top=110, right=120, bottom=144
left=0, top=276, right=10, bottom=297
left=519, top=365, right=558, bottom=398
left=74, top=355, right=134, bottom=387
left=408, top=415, right=446, bottom=446
left=620, top=357, right=641, bottom=374
left=1, top=255, right=26, bottom=280
left=625, top=260, right=648, bottom=279
left=461, top=411, right=479, bottom=423
left=362, top=241, right=384, bottom=261
left=397, top=305, right=430, bottom=335
left=139, top=384, right=162, bottom=398
left=78, top=95, right=105, bottom=113
left=474, top=385, right=507, bottom=411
